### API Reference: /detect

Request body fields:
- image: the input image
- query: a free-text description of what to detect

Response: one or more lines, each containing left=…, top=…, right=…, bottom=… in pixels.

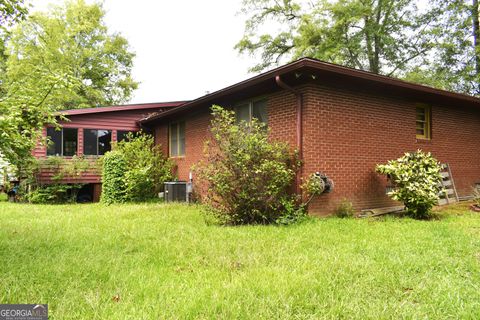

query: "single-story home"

left=139, top=58, right=480, bottom=214
left=34, top=58, right=480, bottom=214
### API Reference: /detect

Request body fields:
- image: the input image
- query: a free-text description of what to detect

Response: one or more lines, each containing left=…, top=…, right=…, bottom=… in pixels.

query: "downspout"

left=275, top=75, right=303, bottom=194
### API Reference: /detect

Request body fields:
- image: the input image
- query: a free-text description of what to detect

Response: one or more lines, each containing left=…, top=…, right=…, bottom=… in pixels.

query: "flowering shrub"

left=194, top=106, right=301, bottom=225
left=376, top=150, right=443, bottom=219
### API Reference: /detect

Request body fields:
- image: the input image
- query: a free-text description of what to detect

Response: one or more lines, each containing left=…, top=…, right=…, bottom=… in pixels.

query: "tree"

left=236, top=0, right=435, bottom=75
left=0, top=0, right=28, bottom=93
left=6, top=0, right=138, bottom=109
left=0, top=0, right=138, bottom=171
left=403, top=0, right=480, bottom=96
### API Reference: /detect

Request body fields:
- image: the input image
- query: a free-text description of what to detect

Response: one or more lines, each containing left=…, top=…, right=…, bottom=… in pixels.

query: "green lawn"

left=1, top=202, right=480, bottom=319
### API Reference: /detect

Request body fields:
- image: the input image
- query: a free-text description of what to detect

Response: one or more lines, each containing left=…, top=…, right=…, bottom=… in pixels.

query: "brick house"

left=140, top=58, right=480, bottom=214
left=33, top=101, right=186, bottom=201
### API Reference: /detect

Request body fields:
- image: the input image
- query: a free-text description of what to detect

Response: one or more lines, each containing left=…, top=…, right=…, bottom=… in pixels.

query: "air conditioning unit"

left=164, top=181, right=192, bottom=203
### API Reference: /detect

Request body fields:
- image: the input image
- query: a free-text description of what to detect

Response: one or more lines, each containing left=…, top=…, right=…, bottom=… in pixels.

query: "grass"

left=1, top=202, right=480, bottom=319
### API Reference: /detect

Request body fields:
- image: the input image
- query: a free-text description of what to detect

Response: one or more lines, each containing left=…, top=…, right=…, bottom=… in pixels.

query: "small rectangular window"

left=416, top=105, right=431, bottom=140
left=83, top=129, right=112, bottom=156
left=235, top=99, right=268, bottom=124
left=46, top=127, right=77, bottom=156
left=169, top=122, right=185, bottom=157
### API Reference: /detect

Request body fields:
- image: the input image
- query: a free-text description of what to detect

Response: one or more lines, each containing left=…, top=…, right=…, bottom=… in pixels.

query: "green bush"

left=376, top=150, right=443, bottom=219
left=194, top=105, right=301, bottom=225
left=27, top=184, right=82, bottom=204
left=101, top=133, right=173, bottom=204
left=101, top=151, right=127, bottom=204
left=334, top=199, right=355, bottom=218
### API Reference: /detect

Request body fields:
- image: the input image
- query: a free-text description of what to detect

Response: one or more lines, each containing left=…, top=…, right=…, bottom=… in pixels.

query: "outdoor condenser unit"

left=164, top=181, right=192, bottom=203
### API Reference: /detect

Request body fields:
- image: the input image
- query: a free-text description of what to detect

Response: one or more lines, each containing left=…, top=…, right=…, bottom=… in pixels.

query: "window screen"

left=83, top=129, right=98, bottom=155
left=98, top=130, right=112, bottom=155
left=252, top=100, right=268, bottom=124
left=63, top=128, right=78, bottom=157
left=47, top=127, right=62, bottom=156
left=416, top=105, right=431, bottom=139
left=169, top=122, right=185, bottom=157
left=235, top=104, right=250, bottom=123
left=235, top=99, right=268, bottom=125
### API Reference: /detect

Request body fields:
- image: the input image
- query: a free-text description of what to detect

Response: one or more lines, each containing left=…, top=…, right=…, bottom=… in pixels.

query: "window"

left=235, top=99, right=268, bottom=124
left=169, top=122, right=185, bottom=157
left=83, top=129, right=112, bottom=156
left=416, top=104, right=431, bottom=140
left=46, top=127, right=78, bottom=156
left=117, top=130, right=136, bottom=142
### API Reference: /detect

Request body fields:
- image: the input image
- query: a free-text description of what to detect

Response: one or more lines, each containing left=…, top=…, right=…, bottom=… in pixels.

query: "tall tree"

left=0, top=0, right=138, bottom=169
left=236, top=0, right=435, bottom=76
left=6, top=0, right=138, bottom=109
left=404, top=0, right=480, bottom=96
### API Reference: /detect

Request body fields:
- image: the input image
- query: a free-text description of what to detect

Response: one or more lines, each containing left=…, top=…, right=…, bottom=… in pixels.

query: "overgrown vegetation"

left=1, top=201, right=480, bottom=318
left=376, top=150, right=443, bottom=219
left=20, top=156, right=90, bottom=204
left=334, top=199, right=355, bottom=218
left=101, top=133, right=173, bottom=204
left=194, top=106, right=302, bottom=225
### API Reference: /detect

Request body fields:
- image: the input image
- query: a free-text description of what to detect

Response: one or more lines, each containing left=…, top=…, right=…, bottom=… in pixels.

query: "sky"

left=31, top=0, right=258, bottom=104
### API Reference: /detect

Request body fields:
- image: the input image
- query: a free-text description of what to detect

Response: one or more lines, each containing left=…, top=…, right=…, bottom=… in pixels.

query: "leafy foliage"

left=6, top=0, right=138, bottom=109
left=101, top=133, right=173, bottom=204
left=194, top=105, right=301, bottom=225
left=236, top=0, right=435, bottom=75
left=101, top=150, right=127, bottom=205
left=333, top=198, right=355, bottom=218
left=26, top=183, right=82, bottom=204
left=376, top=150, right=443, bottom=219
left=13, top=156, right=89, bottom=204
left=114, top=133, right=173, bottom=202
left=403, top=0, right=480, bottom=96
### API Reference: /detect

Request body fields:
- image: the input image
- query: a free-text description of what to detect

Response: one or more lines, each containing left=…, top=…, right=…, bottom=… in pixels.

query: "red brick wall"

left=154, top=111, right=212, bottom=181
left=153, top=83, right=480, bottom=215
left=303, top=83, right=480, bottom=214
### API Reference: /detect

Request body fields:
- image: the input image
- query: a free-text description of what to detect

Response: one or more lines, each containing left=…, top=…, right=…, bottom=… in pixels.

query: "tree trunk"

left=472, top=0, right=480, bottom=93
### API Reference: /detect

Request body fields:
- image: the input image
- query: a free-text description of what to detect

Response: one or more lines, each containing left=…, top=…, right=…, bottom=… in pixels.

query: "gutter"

left=275, top=75, right=303, bottom=193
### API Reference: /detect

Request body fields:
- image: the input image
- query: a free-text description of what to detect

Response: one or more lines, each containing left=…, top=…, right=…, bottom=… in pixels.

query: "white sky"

left=30, top=0, right=429, bottom=104
left=30, top=0, right=257, bottom=104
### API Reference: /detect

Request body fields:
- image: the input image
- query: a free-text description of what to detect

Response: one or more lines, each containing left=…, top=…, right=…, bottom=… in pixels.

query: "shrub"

left=334, top=199, right=355, bottom=218
left=101, top=133, right=173, bottom=204
left=194, top=105, right=301, bottom=225
left=27, top=184, right=82, bottom=204
left=101, top=151, right=127, bottom=204
left=376, top=150, right=443, bottom=219
left=116, top=133, right=173, bottom=201
left=15, top=156, right=90, bottom=204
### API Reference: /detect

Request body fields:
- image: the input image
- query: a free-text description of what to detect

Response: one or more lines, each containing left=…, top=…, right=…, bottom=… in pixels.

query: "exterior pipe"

left=275, top=75, right=303, bottom=194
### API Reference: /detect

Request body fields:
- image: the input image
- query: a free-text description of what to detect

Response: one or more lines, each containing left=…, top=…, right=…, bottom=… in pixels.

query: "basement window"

left=169, top=122, right=185, bottom=157
left=83, top=129, right=112, bottom=156
left=416, top=104, right=431, bottom=140
left=235, top=99, right=268, bottom=125
left=47, top=127, right=78, bottom=157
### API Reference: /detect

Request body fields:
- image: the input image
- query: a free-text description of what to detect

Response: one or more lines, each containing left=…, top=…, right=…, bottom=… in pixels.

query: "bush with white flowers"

left=376, top=150, right=443, bottom=219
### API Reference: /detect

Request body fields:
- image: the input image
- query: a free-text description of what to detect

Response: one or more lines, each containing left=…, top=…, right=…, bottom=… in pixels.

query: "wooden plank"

left=441, top=172, right=449, bottom=178
left=442, top=180, right=452, bottom=187
left=438, top=199, right=448, bottom=205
